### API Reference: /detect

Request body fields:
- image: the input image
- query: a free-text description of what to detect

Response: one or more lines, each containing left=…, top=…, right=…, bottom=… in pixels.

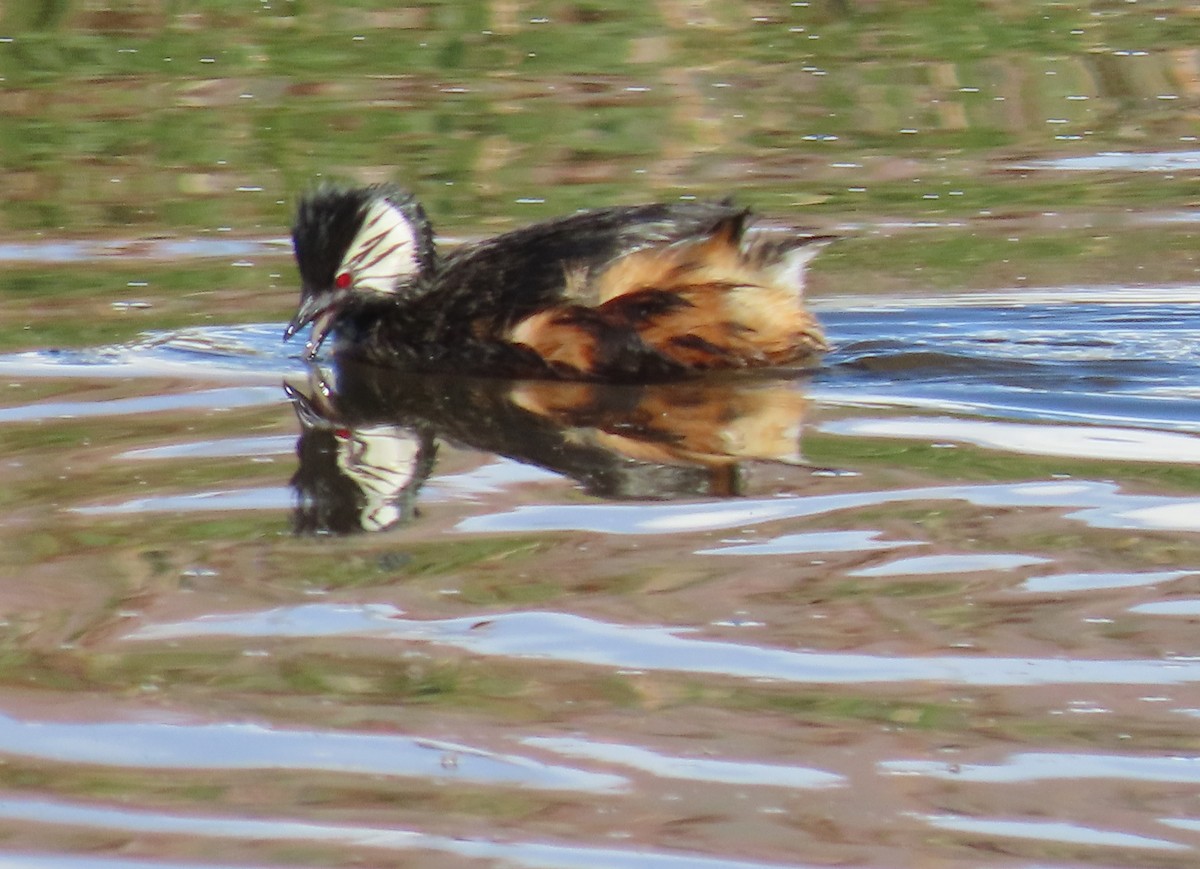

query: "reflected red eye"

left=335, top=271, right=352, bottom=290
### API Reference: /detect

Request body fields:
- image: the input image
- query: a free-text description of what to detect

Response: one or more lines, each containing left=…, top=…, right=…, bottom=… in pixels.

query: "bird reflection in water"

left=285, top=360, right=812, bottom=535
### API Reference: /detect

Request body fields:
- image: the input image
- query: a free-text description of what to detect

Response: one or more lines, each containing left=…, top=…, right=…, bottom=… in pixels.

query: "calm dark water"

left=2, top=3, right=1200, bottom=868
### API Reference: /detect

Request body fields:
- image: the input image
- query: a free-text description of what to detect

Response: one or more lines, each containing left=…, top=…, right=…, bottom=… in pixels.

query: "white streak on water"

left=821, top=416, right=1200, bottom=463
left=1024, top=570, right=1196, bottom=594
left=0, top=713, right=626, bottom=793
left=0, top=797, right=820, bottom=869
left=457, top=480, right=1200, bottom=535
left=697, top=529, right=921, bottom=556
left=849, top=553, right=1051, bottom=577
left=121, top=603, right=1200, bottom=688
left=523, top=736, right=844, bottom=789
left=917, top=813, right=1188, bottom=852
left=884, top=752, right=1200, bottom=784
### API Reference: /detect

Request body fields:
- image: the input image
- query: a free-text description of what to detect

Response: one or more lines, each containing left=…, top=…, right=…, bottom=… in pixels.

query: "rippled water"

left=1, top=285, right=1198, bottom=866
left=4, top=2, right=1200, bottom=868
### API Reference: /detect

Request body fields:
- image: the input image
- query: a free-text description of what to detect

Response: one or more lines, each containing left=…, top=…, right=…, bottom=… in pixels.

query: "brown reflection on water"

left=286, top=363, right=813, bottom=534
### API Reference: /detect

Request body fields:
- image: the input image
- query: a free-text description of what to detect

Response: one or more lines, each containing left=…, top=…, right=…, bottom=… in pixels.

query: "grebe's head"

left=286, top=183, right=435, bottom=357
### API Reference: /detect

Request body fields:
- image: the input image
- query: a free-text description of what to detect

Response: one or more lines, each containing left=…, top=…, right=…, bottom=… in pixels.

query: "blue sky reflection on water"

left=122, top=603, right=1200, bottom=689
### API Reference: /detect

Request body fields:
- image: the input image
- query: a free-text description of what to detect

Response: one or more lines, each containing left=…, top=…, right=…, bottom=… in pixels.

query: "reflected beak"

left=284, top=291, right=339, bottom=360
left=283, top=370, right=338, bottom=429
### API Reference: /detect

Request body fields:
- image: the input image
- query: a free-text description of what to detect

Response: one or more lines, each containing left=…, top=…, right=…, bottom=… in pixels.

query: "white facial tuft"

left=339, top=198, right=422, bottom=295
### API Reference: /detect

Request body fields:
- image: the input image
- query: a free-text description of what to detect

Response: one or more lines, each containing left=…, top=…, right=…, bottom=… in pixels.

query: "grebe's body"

left=286, top=184, right=830, bottom=381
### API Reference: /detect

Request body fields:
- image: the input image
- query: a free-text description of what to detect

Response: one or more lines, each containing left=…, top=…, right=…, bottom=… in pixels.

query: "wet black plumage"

left=286, top=183, right=831, bottom=381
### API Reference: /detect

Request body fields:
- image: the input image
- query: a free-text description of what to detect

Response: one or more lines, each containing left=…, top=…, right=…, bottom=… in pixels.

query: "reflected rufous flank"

left=285, top=362, right=811, bottom=534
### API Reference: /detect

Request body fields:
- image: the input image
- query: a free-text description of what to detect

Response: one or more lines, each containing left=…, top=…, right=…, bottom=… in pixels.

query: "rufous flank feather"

left=507, top=214, right=828, bottom=375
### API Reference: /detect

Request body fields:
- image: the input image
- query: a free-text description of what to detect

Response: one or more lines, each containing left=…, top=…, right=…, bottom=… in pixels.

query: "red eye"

left=334, top=271, right=352, bottom=290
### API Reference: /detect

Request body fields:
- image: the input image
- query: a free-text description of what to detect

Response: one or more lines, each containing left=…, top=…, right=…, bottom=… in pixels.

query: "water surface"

left=2, top=3, right=1200, bottom=868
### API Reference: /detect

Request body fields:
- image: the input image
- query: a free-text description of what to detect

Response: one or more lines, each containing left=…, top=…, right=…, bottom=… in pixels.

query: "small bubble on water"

left=181, top=566, right=219, bottom=578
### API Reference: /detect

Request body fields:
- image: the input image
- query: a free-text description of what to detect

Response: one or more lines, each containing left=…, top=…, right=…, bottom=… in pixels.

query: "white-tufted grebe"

left=285, top=183, right=832, bottom=380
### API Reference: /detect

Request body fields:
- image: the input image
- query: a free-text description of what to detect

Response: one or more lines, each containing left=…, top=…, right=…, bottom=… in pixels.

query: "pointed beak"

left=284, top=291, right=339, bottom=359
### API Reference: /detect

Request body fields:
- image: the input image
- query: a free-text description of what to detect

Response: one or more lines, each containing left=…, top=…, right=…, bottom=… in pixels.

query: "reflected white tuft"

left=334, top=424, right=424, bottom=531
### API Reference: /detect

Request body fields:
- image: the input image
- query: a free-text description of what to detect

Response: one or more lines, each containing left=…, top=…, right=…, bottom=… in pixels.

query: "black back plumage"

left=431, top=200, right=747, bottom=320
